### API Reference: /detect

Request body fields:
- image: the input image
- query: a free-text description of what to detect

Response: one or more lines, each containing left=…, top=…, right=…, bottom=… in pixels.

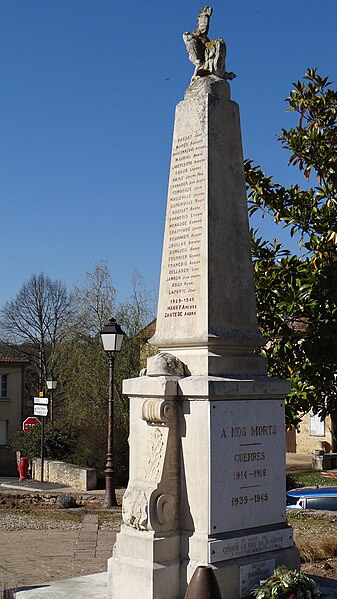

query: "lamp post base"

left=103, top=494, right=117, bottom=508
left=103, top=467, right=117, bottom=508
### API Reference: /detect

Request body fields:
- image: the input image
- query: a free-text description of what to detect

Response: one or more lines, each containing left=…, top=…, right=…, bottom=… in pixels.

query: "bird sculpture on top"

left=183, top=6, right=236, bottom=84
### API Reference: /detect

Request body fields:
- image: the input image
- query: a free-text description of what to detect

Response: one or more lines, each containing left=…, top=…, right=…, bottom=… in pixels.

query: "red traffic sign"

left=23, top=416, right=41, bottom=432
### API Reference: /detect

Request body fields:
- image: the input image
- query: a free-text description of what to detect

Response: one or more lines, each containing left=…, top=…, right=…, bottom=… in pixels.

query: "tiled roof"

left=0, top=354, right=29, bottom=364
left=140, top=319, right=157, bottom=339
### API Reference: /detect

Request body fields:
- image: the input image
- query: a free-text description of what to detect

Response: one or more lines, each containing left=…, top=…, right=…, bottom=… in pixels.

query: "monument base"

left=182, top=546, right=299, bottom=599
left=107, top=374, right=299, bottom=599
left=109, top=530, right=299, bottom=599
left=108, top=526, right=180, bottom=599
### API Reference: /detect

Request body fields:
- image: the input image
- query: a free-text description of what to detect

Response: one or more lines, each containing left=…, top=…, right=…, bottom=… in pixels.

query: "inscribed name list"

left=157, top=99, right=208, bottom=340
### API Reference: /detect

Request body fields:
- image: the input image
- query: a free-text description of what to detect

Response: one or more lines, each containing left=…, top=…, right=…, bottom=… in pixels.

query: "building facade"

left=0, top=354, right=28, bottom=475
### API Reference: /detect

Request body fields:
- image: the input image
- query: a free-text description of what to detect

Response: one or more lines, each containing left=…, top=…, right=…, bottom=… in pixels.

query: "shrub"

left=10, top=421, right=77, bottom=462
left=10, top=425, right=41, bottom=461
left=10, top=418, right=128, bottom=485
left=69, top=419, right=128, bottom=486
left=56, top=494, right=77, bottom=509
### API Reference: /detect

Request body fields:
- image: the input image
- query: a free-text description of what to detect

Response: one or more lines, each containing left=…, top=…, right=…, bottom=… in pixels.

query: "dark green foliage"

left=10, top=421, right=77, bottom=462
left=251, top=566, right=321, bottom=599
left=246, top=69, right=337, bottom=428
left=247, top=69, right=337, bottom=251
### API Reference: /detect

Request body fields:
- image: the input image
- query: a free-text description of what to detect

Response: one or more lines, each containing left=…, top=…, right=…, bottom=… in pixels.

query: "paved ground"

left=0, top=511, right=120, bottom=592
left=1, top=456, right=336, bottom=598
left=0, top=478, right=123, bottom=594
left=13, top=572, right=108, bottom=599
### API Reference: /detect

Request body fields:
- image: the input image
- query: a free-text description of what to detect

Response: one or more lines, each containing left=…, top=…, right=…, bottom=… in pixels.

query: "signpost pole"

left=34, top=393, right=48, bottom=484
left=40, top=415, right=45, bottom=484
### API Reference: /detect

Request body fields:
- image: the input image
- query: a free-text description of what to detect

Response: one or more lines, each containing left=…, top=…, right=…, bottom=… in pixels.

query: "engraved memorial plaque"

left=209, top=529, right=293, bottom=562
left=210, top=399, right=286, bottom=533
left=239, top=559, right=275, bottom=598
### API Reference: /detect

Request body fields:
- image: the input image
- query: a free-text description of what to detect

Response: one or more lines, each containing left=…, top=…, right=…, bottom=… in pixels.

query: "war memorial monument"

left=108, top=7, right=299, bottom=598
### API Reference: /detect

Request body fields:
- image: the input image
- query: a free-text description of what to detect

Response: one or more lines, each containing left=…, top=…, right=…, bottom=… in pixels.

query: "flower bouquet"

left=251, top=567, right=321, bottom=599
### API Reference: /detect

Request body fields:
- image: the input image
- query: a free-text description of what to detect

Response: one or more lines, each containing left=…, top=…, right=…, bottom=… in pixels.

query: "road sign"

left=34, top=396, right=49, bottom=405
left=34, top=405, right=48, bottom=417
left=23, top=417, right=41, bottom=432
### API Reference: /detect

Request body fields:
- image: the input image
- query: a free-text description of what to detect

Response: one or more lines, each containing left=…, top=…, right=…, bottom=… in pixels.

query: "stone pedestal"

left=108, top=374, right=299, bottom=599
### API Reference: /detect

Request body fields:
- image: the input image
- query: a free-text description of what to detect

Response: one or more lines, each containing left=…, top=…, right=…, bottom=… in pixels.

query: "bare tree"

left=0, top=273, right=72, bottom=389
left=53, top=265, right=155, bottom=480
left=71, top=262, right=117, bottom=338
left=116, top=270, right=155, bottom=337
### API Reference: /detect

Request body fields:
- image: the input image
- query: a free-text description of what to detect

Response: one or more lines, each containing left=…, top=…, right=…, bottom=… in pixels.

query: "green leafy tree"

left=54, top=265, right=154, bottom=482
left=246, top=69, right=337, bottom=433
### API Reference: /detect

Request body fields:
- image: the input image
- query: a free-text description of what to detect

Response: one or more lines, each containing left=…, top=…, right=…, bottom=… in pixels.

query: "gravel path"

left=0, top=511, right=82, bottom=530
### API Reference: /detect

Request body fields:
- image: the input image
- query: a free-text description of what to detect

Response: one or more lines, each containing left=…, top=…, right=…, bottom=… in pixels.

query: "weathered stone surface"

left=112, top=374, right=299, bottom=599
left=180, top=395, right=287, bottom=537
left=182, top=6, right=235, bottom=83
left=109, top=387, right=181, bottom=599
left=145, top=352, right=187, bottom=377
left=178, top=374, right=290, bottom=399
left=149, top=77, right=266, bottom=377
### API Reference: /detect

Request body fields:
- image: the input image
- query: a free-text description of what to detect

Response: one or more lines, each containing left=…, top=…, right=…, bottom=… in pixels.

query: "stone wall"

left=32, top=459, right=97, bottom=491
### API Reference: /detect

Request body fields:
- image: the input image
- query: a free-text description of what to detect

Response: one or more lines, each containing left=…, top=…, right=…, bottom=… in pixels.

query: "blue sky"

left=0, top=0, right=336, bottom=310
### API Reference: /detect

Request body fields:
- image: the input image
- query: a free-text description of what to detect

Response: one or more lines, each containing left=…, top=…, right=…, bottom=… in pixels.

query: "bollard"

left=184, top=565, right=222, bottom=599
left=18, top=456, right=29, bottom=481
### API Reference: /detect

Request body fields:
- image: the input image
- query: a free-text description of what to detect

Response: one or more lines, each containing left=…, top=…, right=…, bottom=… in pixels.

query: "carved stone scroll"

left=141, top=399, right=174, bottom=425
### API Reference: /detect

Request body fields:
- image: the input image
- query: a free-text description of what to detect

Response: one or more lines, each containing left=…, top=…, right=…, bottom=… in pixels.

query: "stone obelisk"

left=108, top=7, right=299, bottom=599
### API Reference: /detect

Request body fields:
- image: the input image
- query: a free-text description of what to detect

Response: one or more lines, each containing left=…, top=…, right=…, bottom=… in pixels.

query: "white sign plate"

left=209, top=528, right=293, bottom=563
left=239, top=559, right=275, bottom=598
left=34, top=405, right=48, bottom=416
left=34, top=397, right=49, bottom=405
left=210, top=399, right=286, bottom=533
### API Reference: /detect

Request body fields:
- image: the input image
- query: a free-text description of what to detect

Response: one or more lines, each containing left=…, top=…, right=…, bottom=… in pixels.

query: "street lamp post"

left=46, top=375, right=57, bottom=423
left=100, top=317, right=126, bottom=508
